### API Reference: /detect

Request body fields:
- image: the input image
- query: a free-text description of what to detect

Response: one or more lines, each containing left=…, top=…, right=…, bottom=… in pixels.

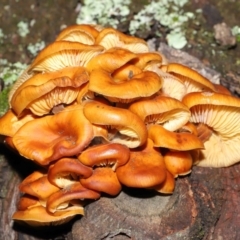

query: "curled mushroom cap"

left=10, top=67, right=89, bottom=116
left=152, top=68, right=187, bottom=101
left=48, top=158, right=93, bottom=188
left=95, top=28, right=149, bottom=53
left=80, top=168, right=122, bottom=196
left=78, top=143, right=130, bottom=171
left=152, top=170, right=175, bottom=194
left=56, top=24, right=100, bottom=40
left=46, top=182, right=100, bottom=213
left=111, top=63, right=142, bottom=82
left=148, top=125, right=204, bottom=151
left=56, top=24, right=99, bottom=44
left=0, top=109, right=36, bottom=137
left=161, top=63, right=216, bottom=93
left=28, top=41, right=104, bottom=73
left=12, top=205, right=84, bottom=226
left=182, top=91, right=240, bottom=167
left=129, top=95, right=190, bottom=131
left=83, top=100, right=147, bottom=148
left=86, top=48, right=137, bottom=73
left=19, top=172, right=60, bottom=200
left=116, top=139, right=167, bottom=188
left=17, top=194, right=41, bottom=211
left=12, top=104, right=94, bottom=165
left=164, top=151, right=193, bottom=178
left=89, top=70, right=162, bottom=103
left=131, top=52, right=163, bottom=70
left=8, top=66, right=33, bottom=103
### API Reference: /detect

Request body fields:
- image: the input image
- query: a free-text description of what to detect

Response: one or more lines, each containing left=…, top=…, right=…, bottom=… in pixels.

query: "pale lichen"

left=129, top=0, right=194, bottom=49
left=17, top=21, right=30, bottom=37
left=76, top=0, right=131, bottom=28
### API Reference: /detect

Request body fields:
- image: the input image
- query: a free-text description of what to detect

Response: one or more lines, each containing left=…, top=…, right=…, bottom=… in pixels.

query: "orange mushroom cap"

left=12, top=205, right=84, bottom=226
left=0, top=109, right=36, bottom=137
left=10, top=67, right=89, bottom=116
left=95, top=28, right=149, bottom=53
left=55, top=24, right=99, bottom=44
left=48, top=157, right=93, bottom=188
left=89, top=70, right=162, bottom=103
left=163, top=151, right=193, bottom=178
left=161, top=63, right=216, bottom=93
left=12, top=104, right=94, bottom=165
left=152, top=170, right=175, bottom=194
left=182, top=91, right=240, bottom=167
left=116, top=139, right=167, bottom=188
left=129, top=95, right=190, bottom=131
left=19, top=172, right=60, bottom=200
left=46, top=182, right=100, bottom=213
left=86, top=47, right=137, bottom=73
left=148, top=124, right=204, bottom=151
left=130, top=52, right=163, bottom=70
left=17, top=194, right=41, bottom=211
left=28, top=41, right=104, bottom=73
left=56, top=24, right=100, bottom=41
left=83, top=100, right=147, bottom=148
left=80, top=168, right=122, bottom=196
left=78, top=142, right=130, bottom=171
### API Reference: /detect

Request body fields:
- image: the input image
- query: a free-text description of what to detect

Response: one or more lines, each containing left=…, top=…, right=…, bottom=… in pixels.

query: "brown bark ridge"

left=1, top=43, right=240, bottom=239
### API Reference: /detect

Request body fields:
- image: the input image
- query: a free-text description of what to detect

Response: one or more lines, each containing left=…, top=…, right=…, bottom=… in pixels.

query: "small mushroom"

left=83, top=100, right=147, bottom=148
left=48, top=158, right=93, bottom=188
left=148, top=124, right=204, bottom=151
left=88, top=70, right=162, bottom=103
left=129, top=95, right=190, bottom=131
left=0, top=109, right=36, bottom=137
left=12, top=205, right=84, bottom=226
left=10, top=67, right=89, bottom=116
left=55, top=24, right=99, bottom=44
left=80, top=168, right=122, bottom=196
left=28, top=41, right=104, bottom=73
left=12, top=104, right=94, bottom=165
left=116, top=139, right=167, bottom=188
left=46, top=182, right=100, bottom=213
left=161, top=63, right=216, bottom=94
left=86, top=48, right=137, bottom=73
left=78, top=142, right=130, bottom=170
left=95, top=28, right=149, bottom=53
left=152, top=170, right=175, bottom=194
left=182, top=91, right=240, bottom=167
left=163, top=151, right=193, bottom=178
left=19, top=171, right=60, bottom=200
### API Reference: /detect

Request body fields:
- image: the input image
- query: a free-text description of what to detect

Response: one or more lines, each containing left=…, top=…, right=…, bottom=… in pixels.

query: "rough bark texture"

left=1, top=43, right=240, bottom=239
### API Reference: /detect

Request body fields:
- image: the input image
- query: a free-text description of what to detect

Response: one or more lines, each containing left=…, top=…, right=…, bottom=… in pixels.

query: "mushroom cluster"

left=1, top=24, right=240, bottom=226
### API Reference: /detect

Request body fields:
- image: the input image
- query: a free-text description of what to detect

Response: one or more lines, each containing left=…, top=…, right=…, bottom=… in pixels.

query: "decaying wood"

left=1, top=43, right=240, bottom=239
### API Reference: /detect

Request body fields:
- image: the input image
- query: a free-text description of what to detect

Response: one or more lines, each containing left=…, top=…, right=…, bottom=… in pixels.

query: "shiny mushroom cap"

left=148, top=124, right=204, bottom=151
left=86, top=47, right=137, bottom=73
left=116, top=138, right=167, bottom=188
left=28, top=41, right=104, bottom=73
left=96, top=28, right=149, bottom=53
left=129, top=95, right=190, bottom=131
left=183, top=91, right=240, bottom=167
left=0, top=109, right=36, bottom=137
left=12, top=104, right=94, bottom=165
left=89, top=70, right=162, bottom=103
left=48, top=158, right=93, bottom=188
left=55, top=24, right=100, bottom=44
left=83, top=100, right=148, bottom=148
left=78, top=142, right=130, bottom=171
left=161, top=63, right=216, bottom=94
left=10, top=67, right=89, bottom=116
left=12, top=205, right=84, bottom=226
